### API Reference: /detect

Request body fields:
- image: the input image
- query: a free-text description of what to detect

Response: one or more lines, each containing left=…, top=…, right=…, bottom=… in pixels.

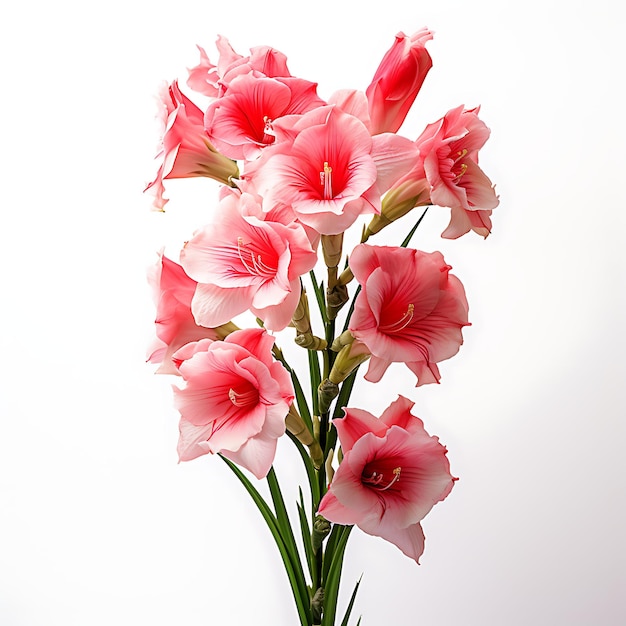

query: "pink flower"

left=246, top=106, right=418, bottom=235
left=204, top=73, right=325, bottom=161
left=144, top=81, right=239, bottom=211
left=180, top=188, right=318, bottom=331
left=348, top=244, right=469, bottom=385
left=172, top=328, right=293, bottom=478
left=146, top=251, right=224, bottom=375
left=187, top=35, right=292, bottom=97
left=318, top=396, right=456, bottom=563
left=416, top=105, right=499, bottom=238
left=365, top=29, right=434, bottom=135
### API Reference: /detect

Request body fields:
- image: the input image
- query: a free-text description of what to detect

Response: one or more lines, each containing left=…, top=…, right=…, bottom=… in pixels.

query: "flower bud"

left=363, top=178, right=430, bottom=240
left=311, top=587, right=325, bottom=624
left=285, top=406, right=324, bottom=469
left=318, top=379, right=339, bottom=414
left=328, top=344, right=370, bottom=385
left=312, top=515, right=331, bottom=553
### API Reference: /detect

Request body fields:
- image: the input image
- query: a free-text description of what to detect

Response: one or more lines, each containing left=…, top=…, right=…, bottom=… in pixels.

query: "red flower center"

left=361, top=465, right=402, bottom=491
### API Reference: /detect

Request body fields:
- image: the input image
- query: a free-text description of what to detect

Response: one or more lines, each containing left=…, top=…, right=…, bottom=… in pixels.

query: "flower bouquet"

left=145, top=28, right=498, bottom=626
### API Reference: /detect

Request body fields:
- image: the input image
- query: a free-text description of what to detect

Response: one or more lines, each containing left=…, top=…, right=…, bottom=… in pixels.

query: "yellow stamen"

left=320, top=162, right=333, bottom=199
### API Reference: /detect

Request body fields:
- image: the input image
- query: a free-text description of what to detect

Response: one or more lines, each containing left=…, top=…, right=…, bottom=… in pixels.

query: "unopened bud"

left=326, top=283, right=349, bottom=319
left=312, top=515, right=331, bottom=553
left=364, top=179, right=430, bottom=239
left=330, top=330, right=355, bottom=352
left=294, top=333, right=327, bottom=351
left=285, top=406, right=323, bottom=469
left=318, top=379, right=339, bottom=414
left=328, top=344, right=370, bottom=385
left=291, top=288, right=312, bottom=335
left=311, top=587, right=324, bottom=624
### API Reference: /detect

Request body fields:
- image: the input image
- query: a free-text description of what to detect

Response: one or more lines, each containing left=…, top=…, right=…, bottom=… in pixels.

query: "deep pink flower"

left=318, top=396, right=456, bottom=563
left=187, top=35, right=292, bottom=97
left=365, top=29, right=434, bottom=135
left=204, top=73, right=325, bottom=161
left=246, top=106, right=418, bottom=235
left=144, top=81, right=239, bottom=211
left=146, top=251, right=224, bottom=375
left=348, top=244, right=469, bottom=385
left=416, top=105, right=499, bottom=238
left=172, top=328, right=293, bottom=478
left=180, top=188, right=318, bottom=331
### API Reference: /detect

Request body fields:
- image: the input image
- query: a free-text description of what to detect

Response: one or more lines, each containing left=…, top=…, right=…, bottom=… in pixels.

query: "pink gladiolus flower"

left=187, top=35, right=292, bottom=97
left=246, top=106, right=418, bottom=235
left=144, top=81, right=239, bottom=211
left=172, top=328, right=293, bottom=479
left=348, top=244, right=469, bottom=385
left=146, top=251, right=222, bottom=375
left=365, top=29, right=434, bottom=135
left=416, top=105, right=499, bottom=238
left=318, top=396, right=456, bottom=563
left=204, top=73, right=326, bottom=161
left=180, top=188, right=318, bottom=331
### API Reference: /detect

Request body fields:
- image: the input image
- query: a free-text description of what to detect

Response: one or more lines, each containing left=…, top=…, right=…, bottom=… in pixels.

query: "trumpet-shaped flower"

left=173, top=328, right=293, bottom=479
left=365, top=29, right=434, bottom=135
left=204, top=73, right=325, bottom=161
left=180, top=188, right=318, bottom=331
left=348, top=244, right=469, bottom=385
left=147, top=251, right=229, bottom=375
left=144, top=81, right=239, bottom=211
left=246, top=106, right=418, bottom=235
left=418, top=105, right=499, bottom=238
left=187, top=35, right=292, bottom=97
left=318, top=396, right=456, bottom=563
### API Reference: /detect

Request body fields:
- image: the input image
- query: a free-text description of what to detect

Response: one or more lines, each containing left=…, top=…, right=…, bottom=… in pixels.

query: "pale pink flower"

left=416, top=105, right=499, bottom=238
left=146, top=251, right=221, bottom=375
left=204, top=73, right=325, bottom=161
left=246, top=106, right=418, bottom=235
left=144, top=81, right=239, bottom=211
left=318, top=396, right=456, bottom=563
left=365, top=29, right=434, bottom=135
left=172, top=328, right=293, bottom=478
left=180, top=188, right=318, bottom=331
left=348, top=244, right=469, bottom=386
left=187, top=35, right=292, bottom=97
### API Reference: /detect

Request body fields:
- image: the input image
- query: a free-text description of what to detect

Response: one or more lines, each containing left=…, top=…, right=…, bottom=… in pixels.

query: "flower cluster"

left=146, top=29, right=498, bottom=624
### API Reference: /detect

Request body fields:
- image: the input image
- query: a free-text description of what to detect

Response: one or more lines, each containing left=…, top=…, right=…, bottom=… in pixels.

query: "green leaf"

left=333, top=368, right=360, bottom=420
left=267, top=467, right=310, bottom=609
left=401, top=207, right=429, bottom=248
left=220, top=456, right=311, bottom=626
left=297, top=490, right=316, bottom=586
left=308, top=349, right=322, bottom=416
left=321, top=525, right=353, bottom=626
left=340, top=575, right=362, bottom=626
left=286, top=431, right=320, bottom=507
left=309, top=270, right=329, bottom=324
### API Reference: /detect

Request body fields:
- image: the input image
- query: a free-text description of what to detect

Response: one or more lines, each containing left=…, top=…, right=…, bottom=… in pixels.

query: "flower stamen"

left=237, top=237, right=276, bottom=278
left=320, top=162, right=333, bottom=199
left=228, top=387, right=258, bottom=407
left=379, top=304, right=415, bottom=333
left=262, top=115, right=275, bottom=144
left=362, top=467, right=402, bottom=491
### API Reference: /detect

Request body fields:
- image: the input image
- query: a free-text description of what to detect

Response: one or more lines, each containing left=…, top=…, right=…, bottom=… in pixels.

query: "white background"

left=1, top=1, right=625, bottom=624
